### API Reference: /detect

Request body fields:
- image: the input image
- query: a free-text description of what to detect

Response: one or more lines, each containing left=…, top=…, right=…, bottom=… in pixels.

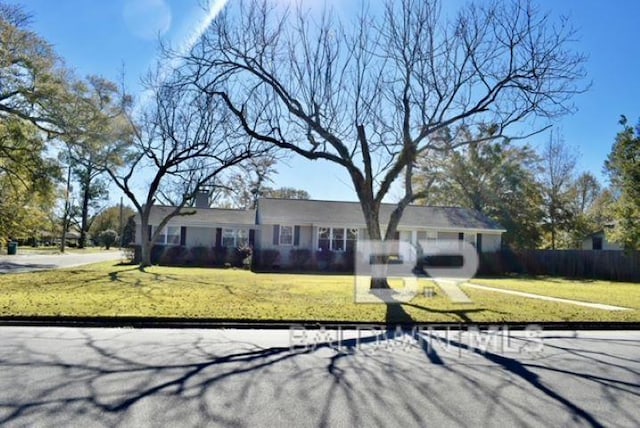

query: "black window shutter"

left=458, top=232, right=464, bottom=241
left=476, top=234, right=482, bottom=253
left=180, top=226, right=187, bottom=246
left=215, top=228, right=222, bottom=248
left=249, top=229, right=255, bottom=246
left=273, top=225, right=280, bottom=245
left=294, top=226, right=300, bottom=246
left=148, top=225, right=152, bottom=241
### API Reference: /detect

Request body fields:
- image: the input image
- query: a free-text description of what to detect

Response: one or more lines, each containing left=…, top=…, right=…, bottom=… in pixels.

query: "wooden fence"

left=479, top=249, right=640, bottom=282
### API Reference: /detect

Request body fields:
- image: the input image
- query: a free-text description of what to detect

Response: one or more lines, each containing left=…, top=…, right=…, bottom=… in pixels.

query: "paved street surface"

left=0, top=327, right=637, bottom=427
left=0, top=251, right=123, bottom=274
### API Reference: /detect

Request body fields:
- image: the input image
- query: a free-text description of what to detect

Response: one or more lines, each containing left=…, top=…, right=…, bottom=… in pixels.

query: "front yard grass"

left=469, top=277, right=640, bottom=310
left=0, top=262, right=638, bottom=323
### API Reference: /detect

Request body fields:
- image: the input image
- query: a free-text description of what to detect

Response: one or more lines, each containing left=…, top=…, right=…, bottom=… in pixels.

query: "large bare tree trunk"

left=139, top=218, right=152, bottom=268
left=360, top=200, right=392, bottom=290
left=79, top=175, right=90, bottom=249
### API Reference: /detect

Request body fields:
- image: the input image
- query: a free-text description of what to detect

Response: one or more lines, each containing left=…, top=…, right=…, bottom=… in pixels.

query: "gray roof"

left=147, top=205, right=256, bottom=227
left=256, top=198, right=505, bottom=231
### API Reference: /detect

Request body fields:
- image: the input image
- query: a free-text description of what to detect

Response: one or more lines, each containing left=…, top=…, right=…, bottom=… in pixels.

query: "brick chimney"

left=194, top=189, right=210, bottom=208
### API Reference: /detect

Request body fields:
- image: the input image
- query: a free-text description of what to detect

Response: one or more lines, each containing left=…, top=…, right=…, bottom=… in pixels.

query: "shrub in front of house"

left=212, top=246, right=227, bottom=266
left=130, top=244, right=168, bottom=264
left=150, top=245, right=166, bottom=264
left=159, top=246, right=189, bottom=266
left=190, top=246, right=213, bottom=266
left=237, top=245, right=253, bottom=269
left=315, top=249, right=335, bottom=271
left=289, top=248, right=312, bottom=270
left=222, top=246, right=250, bottom=268
left=329, top=251, right=346, bottom=271
left=257, top=249, right=280, bottom=269
left=333, top=249, right=355, bottom=272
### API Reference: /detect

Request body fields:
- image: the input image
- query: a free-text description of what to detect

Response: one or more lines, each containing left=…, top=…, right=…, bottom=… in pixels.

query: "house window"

left=332, top=227, right=345, bottom=251
left=592, top=236, right=603, bottom=250
left=346, top=228, right=358, bottom=251
left=156, top=226, right=180, bottom=245
left=318, top=227, right=330, bottom=251
left=222, top=228, right=250, bottom=248
left=237, top=229, right=249, bottom=247
left=318, top=227, right=358, bottom=252
left=279, top=225, right=293, bottom=246
left=222, top=229, right=236, bottom=247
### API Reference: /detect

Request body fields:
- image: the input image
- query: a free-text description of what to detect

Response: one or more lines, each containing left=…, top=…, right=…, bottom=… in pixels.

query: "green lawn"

left=469, top=277, right=640, bottom=310
left=0, top=262, right=638, bottom=323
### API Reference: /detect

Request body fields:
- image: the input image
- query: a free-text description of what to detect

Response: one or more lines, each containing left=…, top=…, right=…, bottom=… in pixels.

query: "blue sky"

left=9, top=0, right=640, bottom=203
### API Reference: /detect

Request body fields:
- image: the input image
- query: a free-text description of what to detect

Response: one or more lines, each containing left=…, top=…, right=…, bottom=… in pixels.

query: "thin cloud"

left=135, top=0, right=230, bottom=111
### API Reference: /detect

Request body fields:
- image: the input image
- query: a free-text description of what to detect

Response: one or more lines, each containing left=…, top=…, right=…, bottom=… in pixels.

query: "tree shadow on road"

left=0, top=327, right=637, bottom=427
left=0, top=262, right=57, bottom=274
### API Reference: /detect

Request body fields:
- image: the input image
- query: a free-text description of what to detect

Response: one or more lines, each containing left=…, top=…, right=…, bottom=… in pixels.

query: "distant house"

left=135, top=194, right=505, bottom=268
left=581, top=225, right=622, bottom=250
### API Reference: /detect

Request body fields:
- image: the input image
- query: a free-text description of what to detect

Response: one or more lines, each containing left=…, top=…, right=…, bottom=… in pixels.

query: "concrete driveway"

left=0, top=251, right=123, bottom=274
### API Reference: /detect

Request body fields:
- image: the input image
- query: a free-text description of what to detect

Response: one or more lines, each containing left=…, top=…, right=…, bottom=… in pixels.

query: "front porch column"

left=311, top=226, right=318, bottom=251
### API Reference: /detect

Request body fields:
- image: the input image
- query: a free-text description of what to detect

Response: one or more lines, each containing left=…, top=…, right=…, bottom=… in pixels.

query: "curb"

left=0, top=317, right=639, bottom=330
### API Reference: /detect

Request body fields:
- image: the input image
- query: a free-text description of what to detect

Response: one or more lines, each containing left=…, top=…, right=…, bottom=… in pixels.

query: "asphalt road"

left=0, top=327, right=637, bottom=427
left=0, top=251, right=123, bottom=274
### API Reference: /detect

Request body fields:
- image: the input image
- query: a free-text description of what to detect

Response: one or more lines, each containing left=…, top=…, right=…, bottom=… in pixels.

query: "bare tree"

left=106, top=71, right=266, bottom=267
left=180, top=0, right=586, bottom=287
left=217, top=155, right=278, bottom=209
left=540, top=130, right=578, bottom=249
left=572, top=172, right=601, bottom=216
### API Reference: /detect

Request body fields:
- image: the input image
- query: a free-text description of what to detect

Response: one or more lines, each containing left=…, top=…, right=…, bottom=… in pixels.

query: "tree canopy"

left=0, top=118, right=60, bottom=244
left=59, top=75, right=132, bottom=248
left=0, top=2, right=72, bottom=134
left=604, top=116, right=640, bottom=249
left=415, top=136, right=543, bottom=248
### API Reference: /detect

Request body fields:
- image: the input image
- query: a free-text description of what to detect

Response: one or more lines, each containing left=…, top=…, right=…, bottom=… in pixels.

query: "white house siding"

left=258, top=224, right=314, bottom=266
left=185, top=227, right=215, bottom=248
left=581, top=232, right=623, bottom=250
left=138, top=221, right=502, bottom=255
left=299, top=225, right=313, bottom=248
left=260, top=224, right=275, bottom=249
left=464, top=232, right=476, bottom=245
left=481, top=233, right=502, bottom=252
left=437, top=231, right=459, bottom=241
left=399, top=230, right=413, bottom=243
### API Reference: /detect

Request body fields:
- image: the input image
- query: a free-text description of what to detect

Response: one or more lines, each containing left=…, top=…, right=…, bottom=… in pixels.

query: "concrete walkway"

left=463, top=282, right=632, bottom=311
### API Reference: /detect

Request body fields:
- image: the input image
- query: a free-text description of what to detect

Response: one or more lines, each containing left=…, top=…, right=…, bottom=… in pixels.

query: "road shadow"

left=0, top=328, right=637, bottom=427
left=0, top=262, right=57, bottom=274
